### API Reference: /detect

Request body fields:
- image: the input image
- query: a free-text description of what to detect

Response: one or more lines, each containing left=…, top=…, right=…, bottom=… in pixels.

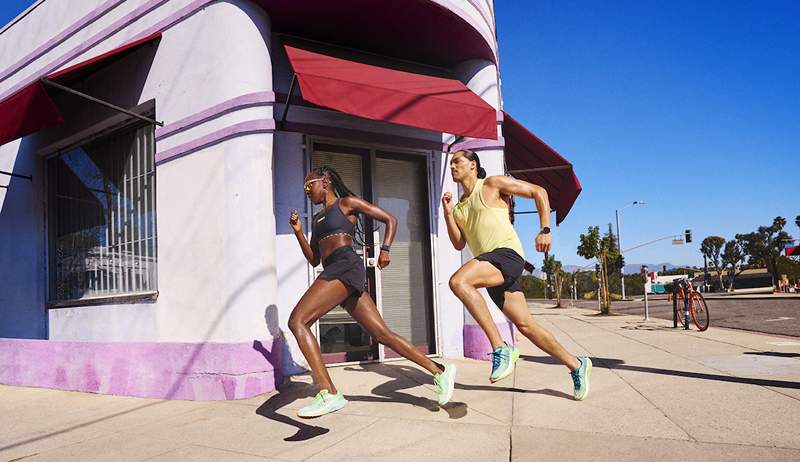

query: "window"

left=47, top=123, right=157, bottom=304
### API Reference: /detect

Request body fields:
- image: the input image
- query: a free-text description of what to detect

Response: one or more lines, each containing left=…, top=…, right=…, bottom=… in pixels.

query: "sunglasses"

left=303, top=178, right=324, bottom=192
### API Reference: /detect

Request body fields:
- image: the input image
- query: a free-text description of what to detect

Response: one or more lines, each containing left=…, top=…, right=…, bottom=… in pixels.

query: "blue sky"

left=497, top=0, right=799, bottom=269
left=2, top=1, right=797, bottom=269
left=0, top=0, right=33, bottom=29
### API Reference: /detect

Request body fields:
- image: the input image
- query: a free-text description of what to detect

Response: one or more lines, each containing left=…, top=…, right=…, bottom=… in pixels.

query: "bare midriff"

left=318, top=233, right=355, bottom=261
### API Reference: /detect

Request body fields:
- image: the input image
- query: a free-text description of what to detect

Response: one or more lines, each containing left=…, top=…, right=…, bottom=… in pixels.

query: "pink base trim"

left=0, top=338, right=282, bottom=401
left=463, top=321, right=515, bottom=360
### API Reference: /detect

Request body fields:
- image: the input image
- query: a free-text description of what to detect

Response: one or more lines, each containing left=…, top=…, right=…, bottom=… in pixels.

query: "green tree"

left=518, top=275, right=546, bottom=299
left=577, top=226, right=618, bottom=313
left=721, top=239, right=746, bottom=291
left=700, top=236, right=726, bottom=290
left=736, top=216, right=792, bottom=288
left=543, top=255, right=567, bottom=307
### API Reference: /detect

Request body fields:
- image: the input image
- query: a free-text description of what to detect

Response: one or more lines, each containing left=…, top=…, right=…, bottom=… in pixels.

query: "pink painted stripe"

left=464, top=0, right=496, bottom=34
left=155, top=119, right=276, bottom=164
left=130, top=0, right=214, bottom=46
left=156, top=91, right=275, bottom=141
left=0, top=0, right=126, bottom=84
left=450, top=136, right=504, bottom=153
left=0, top=0, right=170, bottom=102
left=463, top=320, right=515, bottom=360
left=0, top=338, right=283, bottom=400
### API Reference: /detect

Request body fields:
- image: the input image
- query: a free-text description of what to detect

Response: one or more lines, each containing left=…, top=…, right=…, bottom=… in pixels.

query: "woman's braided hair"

left=312, top=165, right=371, bottom=246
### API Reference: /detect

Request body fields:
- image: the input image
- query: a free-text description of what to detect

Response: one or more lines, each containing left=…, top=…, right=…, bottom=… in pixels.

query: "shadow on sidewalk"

left=521, top=355, right=800, bottom=389
left=255, top=380, right=330, bottom=442
left=343, top=363, right=467, bottom=418
left=744, top=351, right=800, bottom=358
left=346, top=363, right=573, bottom=406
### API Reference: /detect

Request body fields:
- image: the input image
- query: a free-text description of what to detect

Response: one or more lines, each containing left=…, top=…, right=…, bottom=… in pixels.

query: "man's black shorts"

left=475, top=247, right=525, bottom=310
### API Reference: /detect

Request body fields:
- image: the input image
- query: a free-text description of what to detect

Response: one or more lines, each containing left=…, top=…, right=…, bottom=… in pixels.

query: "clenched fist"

left=441, top=191, right=454, bottom=215
left=289, top=209, right=302, bottom=233
left=535, top=232, right=552, bottom=253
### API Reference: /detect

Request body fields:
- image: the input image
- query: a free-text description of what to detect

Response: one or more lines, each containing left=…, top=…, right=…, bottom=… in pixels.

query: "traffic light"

left=618, top=255, right=625, bottom=271
left=685, top=229, right=692, bottom=243
left=595, top=263, right=601, bottom=275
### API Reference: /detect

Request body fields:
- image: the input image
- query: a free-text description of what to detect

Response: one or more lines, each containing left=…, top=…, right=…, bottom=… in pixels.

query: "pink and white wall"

left=0, top=0, right=513, bottom=400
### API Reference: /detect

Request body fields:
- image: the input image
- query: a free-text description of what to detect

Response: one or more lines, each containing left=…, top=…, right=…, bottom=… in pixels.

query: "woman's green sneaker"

left=434, top=364, right=457, bottom=405
left=570, top=357, right=592, bottom=401
left=297, top=389, right=348, bottom=418
left=489, top=343, right=519, bottom=383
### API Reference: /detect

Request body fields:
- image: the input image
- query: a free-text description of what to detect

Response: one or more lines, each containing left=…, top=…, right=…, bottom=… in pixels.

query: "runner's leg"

left=501, top=291, right=580, bottom=371
left=449, top=259, right=506, bottom=349
left=288, top=278, right=352, bottom=393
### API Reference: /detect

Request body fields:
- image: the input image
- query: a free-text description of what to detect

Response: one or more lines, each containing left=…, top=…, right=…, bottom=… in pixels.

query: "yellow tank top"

left=452, top=178, right=525, bottom=258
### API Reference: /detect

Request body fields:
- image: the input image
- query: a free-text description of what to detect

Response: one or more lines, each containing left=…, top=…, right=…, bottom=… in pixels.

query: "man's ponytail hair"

left=458, top=149, right=487, bottom=178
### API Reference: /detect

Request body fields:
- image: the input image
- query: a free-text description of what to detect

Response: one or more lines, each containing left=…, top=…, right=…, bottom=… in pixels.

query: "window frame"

left=44, top=107, right=159, bottom=309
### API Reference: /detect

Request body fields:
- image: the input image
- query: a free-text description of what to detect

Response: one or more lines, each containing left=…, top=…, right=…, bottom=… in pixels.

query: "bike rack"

left=672, top=286, right=678, bottom=329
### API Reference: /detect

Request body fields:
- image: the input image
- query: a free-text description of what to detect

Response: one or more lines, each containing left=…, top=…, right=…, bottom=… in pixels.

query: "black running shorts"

left=317, top=246, right=367, bottom=299
left=475, top=247, right=525, bottom=310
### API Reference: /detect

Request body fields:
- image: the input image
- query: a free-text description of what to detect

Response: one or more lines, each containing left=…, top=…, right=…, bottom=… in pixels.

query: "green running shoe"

left=570, top=357, right=592, bottom=401
left=297, top=389, right=348, bottom=418
left=489, top=343, right=519, bottom=383
left=434, top=363, right=457, bottom=406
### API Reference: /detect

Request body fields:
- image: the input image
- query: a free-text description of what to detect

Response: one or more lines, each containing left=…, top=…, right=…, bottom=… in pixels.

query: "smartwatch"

left=380, top=244, right=391, bottom=252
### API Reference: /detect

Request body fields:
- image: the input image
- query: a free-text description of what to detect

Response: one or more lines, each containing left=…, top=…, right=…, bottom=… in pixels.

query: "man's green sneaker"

left=570, top=357, right=592, bottom=401
left=489, top=343, right=519, bottom=383
left=297, top=389, right=347, bottom=418
left=434, top=363, right=457, bottom=405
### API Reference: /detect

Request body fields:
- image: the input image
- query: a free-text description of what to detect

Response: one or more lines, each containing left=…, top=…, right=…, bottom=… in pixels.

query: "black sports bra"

left=312, top=199, right=355, bottom=243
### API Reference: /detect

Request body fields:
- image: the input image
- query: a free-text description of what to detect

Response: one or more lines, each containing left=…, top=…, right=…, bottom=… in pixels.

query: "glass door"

left=310, top=144, right=376, bottom=363
left=309, top=142, right=436, bottom=364
left=374, top=152, right=436, bottom=357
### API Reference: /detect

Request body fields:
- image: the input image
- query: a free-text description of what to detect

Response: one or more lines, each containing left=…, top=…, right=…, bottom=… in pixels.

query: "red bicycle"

left=673, top=278, right=710, bottom=331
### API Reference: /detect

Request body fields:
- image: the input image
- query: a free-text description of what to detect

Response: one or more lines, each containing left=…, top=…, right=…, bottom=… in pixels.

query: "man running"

left=442, top=149, right=591, bottom=400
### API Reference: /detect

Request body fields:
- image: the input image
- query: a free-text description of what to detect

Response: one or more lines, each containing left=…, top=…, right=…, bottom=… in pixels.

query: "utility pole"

left=616, top=201, right=645, bottom=300
left=642, top=265, right=650, bottom=321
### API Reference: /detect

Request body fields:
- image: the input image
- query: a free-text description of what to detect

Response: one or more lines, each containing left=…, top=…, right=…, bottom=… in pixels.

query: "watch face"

left=541, top=227, right=551, bottom=234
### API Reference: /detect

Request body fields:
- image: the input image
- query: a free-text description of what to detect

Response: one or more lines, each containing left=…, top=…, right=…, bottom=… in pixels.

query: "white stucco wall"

left=451, top=58, right=509, bottom=327
left=1, top=1, right=279, bottom=343
left=1, top=0, right=503, bottom=363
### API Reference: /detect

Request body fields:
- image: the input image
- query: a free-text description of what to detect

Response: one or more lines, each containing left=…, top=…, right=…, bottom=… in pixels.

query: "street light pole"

left=616, top=201, right=645, bottom=301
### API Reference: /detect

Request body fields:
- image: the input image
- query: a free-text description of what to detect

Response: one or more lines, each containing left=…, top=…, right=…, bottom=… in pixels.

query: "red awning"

left=0, top=32, right=161, bottom=146
left=502, top=112, right=581, bottom=225
left=787, top=246, right=799, bottom=257
left=283, top=44, right=497, bottom=140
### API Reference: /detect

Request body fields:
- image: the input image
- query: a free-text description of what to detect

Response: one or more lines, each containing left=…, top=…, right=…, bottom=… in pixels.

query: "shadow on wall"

left=256, top=303, right=306, bottom=382
left=162, top=267, right=281, bottom=400
left=0, top=136, right=47, bottom=339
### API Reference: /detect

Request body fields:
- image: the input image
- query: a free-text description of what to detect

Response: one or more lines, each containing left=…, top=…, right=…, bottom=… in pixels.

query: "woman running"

left=289, top=165, right=457, bottom=417
left=442, top=150, right=592, bottom=400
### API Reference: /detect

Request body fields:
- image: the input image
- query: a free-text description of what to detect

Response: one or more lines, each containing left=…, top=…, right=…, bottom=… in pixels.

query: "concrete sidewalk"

left=3, top=304, right=800, bottom=461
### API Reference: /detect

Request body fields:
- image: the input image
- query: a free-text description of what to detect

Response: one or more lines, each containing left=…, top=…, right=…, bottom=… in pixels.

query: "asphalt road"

left=541, top=297, right=800, bottom=337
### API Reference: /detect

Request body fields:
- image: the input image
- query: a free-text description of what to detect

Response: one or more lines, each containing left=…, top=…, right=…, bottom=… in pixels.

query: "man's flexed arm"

left=485, top=175, right=552, bottom=253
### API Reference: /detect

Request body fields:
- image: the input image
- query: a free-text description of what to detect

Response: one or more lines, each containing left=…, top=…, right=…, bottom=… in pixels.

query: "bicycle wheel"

left=689, top=292, right=710, bottom=331
left=675, top=292, right=688, bottom=327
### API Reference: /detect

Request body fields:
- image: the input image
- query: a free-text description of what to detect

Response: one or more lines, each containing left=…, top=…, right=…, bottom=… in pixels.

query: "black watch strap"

left=540, top=227, right=551, bottom=234
left=380, top=244, right=391, bottom=252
